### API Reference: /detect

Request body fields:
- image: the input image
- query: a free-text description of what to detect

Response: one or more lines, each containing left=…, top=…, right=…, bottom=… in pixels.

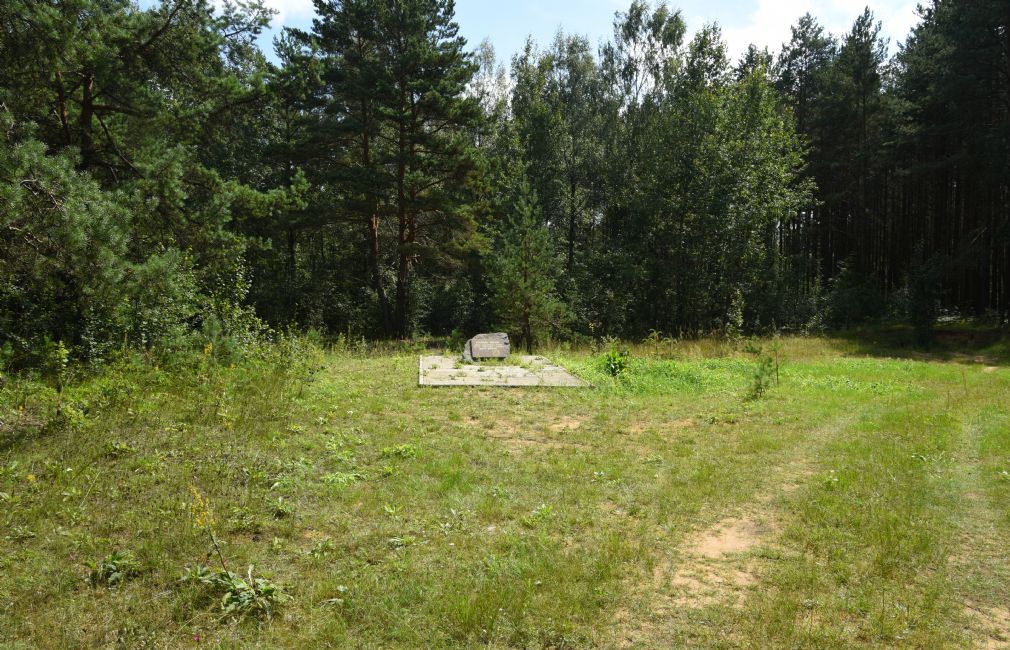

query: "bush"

left=744, top=340, right=780, bottom=400
left=824, top=259, right=885, bottom=327
left=907, top=259, right=943, bottom=346
left=602, top=339, right=630, bottom=377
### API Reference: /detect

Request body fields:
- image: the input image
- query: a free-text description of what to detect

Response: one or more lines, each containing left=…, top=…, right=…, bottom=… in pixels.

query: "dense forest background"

left=1, top=0, right=1008, bottom=367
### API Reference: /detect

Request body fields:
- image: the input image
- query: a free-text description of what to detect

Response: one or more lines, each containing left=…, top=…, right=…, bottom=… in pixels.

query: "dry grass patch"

left=965, top=600, right=1010, bottom=648
left=548, top=415, right=585, bottom=432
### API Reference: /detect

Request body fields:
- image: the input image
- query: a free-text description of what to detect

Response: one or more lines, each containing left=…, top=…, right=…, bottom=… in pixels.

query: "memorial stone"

left=463, top=333, right=510, bottom=362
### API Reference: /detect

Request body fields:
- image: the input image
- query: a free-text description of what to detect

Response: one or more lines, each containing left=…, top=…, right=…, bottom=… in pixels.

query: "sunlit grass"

left=1, top=335, right=1008, bottom=647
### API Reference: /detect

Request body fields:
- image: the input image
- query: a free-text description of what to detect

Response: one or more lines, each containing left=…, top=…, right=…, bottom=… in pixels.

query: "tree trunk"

left=394, top=245, right=409, bottom=339
left=393, top=93, right=409, bottom=338
left=54, top=70, right=71, bottom=145
left=359, top=114, right=393, bottom=337
left=567, top=174, right=576, bottom=277
left=369, top=214, right=392, bottom=336
left=79, top=72, right=95, bottom=167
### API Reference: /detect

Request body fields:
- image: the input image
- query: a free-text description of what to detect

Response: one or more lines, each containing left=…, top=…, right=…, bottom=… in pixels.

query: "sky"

left=145, top=0, right=924, bottom=63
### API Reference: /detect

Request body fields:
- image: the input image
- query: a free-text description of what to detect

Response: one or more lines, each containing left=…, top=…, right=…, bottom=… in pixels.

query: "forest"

left=5, top=3, right=1010, bottom=646
left=2, top=0, right=1008, bottom=365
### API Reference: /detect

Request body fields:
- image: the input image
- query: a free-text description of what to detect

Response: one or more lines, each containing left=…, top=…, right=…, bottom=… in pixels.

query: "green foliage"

left=323, top=471, right=365, bottom=488
left=520, top=503, right=555, bottom=529
left=488, top=180, right=565, bottom=353
left=907, top=258, right=944, bottom=346
left=381, top=444, right=418, bottom=459
left=726, top=289, right=746, bottom=341
left=743, top=340, right=781, bottom=400
left=87, top=551, right=141, bottom=588
left=0, top=0, right=293, bottom=369
left=824, top=260, right=885, bottom=327
left=183, top=564, right=287, bottom=621
left=602, top=340, right=630, bottom=377
left=1, top=0, right=1006, bottom=368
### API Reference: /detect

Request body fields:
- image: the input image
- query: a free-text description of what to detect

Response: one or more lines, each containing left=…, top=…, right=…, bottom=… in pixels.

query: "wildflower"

left=189, top=485, right=215, bottom=530
left=25, top=473, right=36, bottom=484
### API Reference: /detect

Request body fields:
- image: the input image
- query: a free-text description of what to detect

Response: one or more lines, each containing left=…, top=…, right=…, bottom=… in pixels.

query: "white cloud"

left=213, top=0, right=316, bottom=26
left=717, top=0, right=922, bottom=61
left=260, top=0, right=316, bottom=25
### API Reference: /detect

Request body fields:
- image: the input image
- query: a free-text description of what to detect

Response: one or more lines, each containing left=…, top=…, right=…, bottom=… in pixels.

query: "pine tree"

left=380, top=0, right=481, bottom=337
left=489, top=180, right=563, bottom=353
left=304, top=0, right=395, bottom=334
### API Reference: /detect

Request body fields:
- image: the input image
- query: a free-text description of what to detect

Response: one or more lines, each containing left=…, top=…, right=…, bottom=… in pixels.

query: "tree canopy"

left=2, top=0, right=1008, bottom=365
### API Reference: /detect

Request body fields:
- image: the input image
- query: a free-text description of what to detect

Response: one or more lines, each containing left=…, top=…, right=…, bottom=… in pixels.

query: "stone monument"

left=463, top=332, right=510, bottom=362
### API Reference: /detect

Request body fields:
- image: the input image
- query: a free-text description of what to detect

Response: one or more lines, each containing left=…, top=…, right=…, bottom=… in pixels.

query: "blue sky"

left=145, top=0, right=923, bottom=63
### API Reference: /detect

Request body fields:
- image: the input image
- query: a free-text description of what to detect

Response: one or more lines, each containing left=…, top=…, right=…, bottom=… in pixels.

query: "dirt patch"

left=615, top=513, right=774, bottom=647
left=476, top=416, right=588, bottom=452
left=983, top=366, right=1000, bottom=374
left=467, top=414, right=522, bottom=437
left=601, top=500, right=629, bottom=518
left=685, top=517, right=765, bottom=558
left=549, top=416, right=585, bottom=432
left=668, top=565, right=757, bottom=608
left=657, top=515, right=770, bottom=609
left=625, top=418, right=693, bottom=436
left=302, top=529, right=328, bottom=541
left=498, top=436, right=585, bottom=453
left=614, top=485, right=796, bottom=650
left=965, top=601, right=1010, bottom=648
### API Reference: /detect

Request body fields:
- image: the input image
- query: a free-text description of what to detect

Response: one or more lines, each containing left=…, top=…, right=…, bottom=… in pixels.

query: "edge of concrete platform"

left=417, top=355, right=591, bottom=388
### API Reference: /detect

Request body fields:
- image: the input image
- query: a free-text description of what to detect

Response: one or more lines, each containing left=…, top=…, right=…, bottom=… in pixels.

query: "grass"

left=1, top=334, right=1009, bottom=648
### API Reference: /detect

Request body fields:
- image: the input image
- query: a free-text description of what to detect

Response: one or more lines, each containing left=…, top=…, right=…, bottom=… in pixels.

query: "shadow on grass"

left=824, top=325, right=1010, bottom=366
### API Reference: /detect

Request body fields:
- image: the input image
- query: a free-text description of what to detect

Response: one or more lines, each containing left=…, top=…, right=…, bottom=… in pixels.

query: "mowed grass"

left=1, top=336, right=1009, bottom=648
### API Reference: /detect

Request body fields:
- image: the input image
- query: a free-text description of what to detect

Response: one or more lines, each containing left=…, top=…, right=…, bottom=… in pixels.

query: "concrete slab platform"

left=418, top=355, right=590, bottom=387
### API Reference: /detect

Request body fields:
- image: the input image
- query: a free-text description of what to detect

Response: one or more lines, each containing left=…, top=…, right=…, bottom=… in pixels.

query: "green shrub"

left=907, top=259, right=943, bottom=346
left=744, top=340, right=780, bottom=400
left=602, top=339, right=629, bottom=377
left=824, top=259, right=885, bottom=327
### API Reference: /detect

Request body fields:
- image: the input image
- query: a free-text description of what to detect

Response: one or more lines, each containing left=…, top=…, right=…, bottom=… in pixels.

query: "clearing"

left=2, top=335, right=1009, bottom=648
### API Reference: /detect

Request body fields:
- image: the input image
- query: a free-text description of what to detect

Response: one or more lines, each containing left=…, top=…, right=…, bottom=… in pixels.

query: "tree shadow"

left=824, top=326, right=1010, bottom=366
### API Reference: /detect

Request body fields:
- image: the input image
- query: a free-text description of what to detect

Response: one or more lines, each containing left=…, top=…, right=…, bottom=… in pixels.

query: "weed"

left=226, top=506, right=261, bottom=533
left=319, top=584, right=350, bottom=607
left=323, top=471, right=365, bottom=488
left=87, top=551, right=140, bottom=587
left=387, top=535, right=417, bottom=549
left=271, top=497, right=293, bottom=519
left=6, top=525, right=34, bottom=542
left=183, top=564, right=287, bottom=620
left=521, top=503, right=555, bottom=528
left=104, top=441, right=137, bottom=458
left=381, top=443, right=418, bottom=459
left=602, top=339, right=629, bottom=377
left=644, top=329, right=663, bottom=356
left=306, top=538, right=335, bottom=558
